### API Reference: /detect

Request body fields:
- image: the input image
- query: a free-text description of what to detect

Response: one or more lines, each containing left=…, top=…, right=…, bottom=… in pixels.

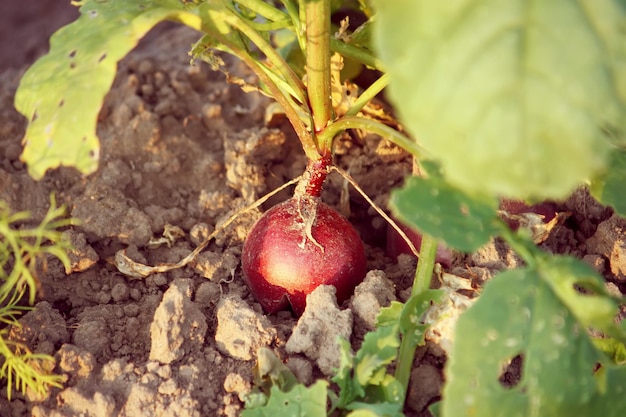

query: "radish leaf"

left=389, top=176, right=500, bottom=252
left=373, top=0, right=626, bottom=199
left=241, top=381, right=328, bottom=417
left=591, top=148, right=626, bottom=217
left=14, top=0, right=206, bottom=179
left=333, top=325, right=402, bottom=413
left=444, top=256, right=626, bottom=416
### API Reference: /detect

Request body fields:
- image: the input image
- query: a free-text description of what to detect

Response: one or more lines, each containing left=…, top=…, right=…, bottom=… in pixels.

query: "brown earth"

left=1, top=3, right=625, bottom=417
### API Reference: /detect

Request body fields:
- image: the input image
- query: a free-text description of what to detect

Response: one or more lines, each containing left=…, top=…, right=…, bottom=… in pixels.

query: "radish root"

left=330, top=166, right=420, bottom=258
left=114, top=175, right=303, bottom=278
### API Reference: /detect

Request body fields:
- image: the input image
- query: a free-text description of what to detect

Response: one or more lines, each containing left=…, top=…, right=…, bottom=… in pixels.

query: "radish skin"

left=242, top=198, right=367, bottom=315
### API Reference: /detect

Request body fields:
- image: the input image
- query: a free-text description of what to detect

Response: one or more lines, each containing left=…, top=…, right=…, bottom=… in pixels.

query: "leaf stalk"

left=304, top=0, right=332, bottom=152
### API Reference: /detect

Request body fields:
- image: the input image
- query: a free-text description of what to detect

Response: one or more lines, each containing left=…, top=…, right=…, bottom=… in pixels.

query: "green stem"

left=345, top=73, right=389, bottom=117
left=280, top=0, right=306, bottom=51
left=231, top=0, right=288, bottom=22
left=411, top=234, right=438, bottom=297
left=207, top=9, right=318, bottom=159
left=245, top=19, right=292, bottom=31
left=395, top=331, right=418, bottom=399
left=330, top=38, right=382, bottom=71
left=316, top=116, right=425, bottom=158
left=225, top=12, right=307, bottom=105
left=241, top=51, right=318, bottom=159
left=210, top=29, right=317, bottom=158
left=305, top=0, right=332, bottom=140
left=394, top=233, right=438, bottom=398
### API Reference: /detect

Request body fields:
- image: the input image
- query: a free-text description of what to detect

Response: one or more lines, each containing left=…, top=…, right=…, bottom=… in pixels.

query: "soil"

left=1, top=3, right=625, bottom=417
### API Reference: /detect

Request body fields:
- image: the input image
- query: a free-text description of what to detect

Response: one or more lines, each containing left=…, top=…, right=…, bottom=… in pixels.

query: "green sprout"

left=0, top=196, right=72, bottom=400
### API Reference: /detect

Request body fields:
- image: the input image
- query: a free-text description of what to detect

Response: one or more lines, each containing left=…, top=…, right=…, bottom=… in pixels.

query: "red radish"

left=498, top=199, right=559, bottom=230
left=386, top=221, right=454, bottom=268
left=242, top=156, right=367, bottom=315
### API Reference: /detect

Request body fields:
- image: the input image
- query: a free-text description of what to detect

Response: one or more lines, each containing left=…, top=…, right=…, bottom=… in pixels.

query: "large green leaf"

left=591, top=147, right=626, bottom=217
left=14, top=0, right=205, bottom=179
left=389, top=176, right=500, bottom=252
left=443, top=257, right=626, bottom=417
left=373, top=0, right=626, bottom=199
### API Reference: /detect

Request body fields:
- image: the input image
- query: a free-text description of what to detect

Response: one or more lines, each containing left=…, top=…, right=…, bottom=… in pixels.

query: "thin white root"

left=330, top=166, right=420, bottom=258
left=114, top=175, right=303, bottom=278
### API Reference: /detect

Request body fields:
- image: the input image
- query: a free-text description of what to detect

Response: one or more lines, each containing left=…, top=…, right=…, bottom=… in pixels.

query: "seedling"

left=14, top=0, right=626, bottom=415
left=0, top=197, right=71, bottom=399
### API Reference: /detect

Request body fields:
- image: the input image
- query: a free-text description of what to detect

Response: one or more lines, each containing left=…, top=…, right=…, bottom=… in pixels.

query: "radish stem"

left=345, top=73, right=389, bottom=117
left=395, top=233, right=438, bottom=401
left=411, top=234, right=438, bottom=298
left=304, top=0, right=332, bottom=150
left=317, top=116, right=425, bottom=158
left=330, top=38, right=382, bottom=71
left=231, top=0, right=288, bottom=22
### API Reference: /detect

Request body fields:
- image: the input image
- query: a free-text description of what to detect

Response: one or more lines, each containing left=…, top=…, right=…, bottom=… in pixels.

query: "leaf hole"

left=89, top=10, right=98, bottom=18
left=68, top=50, right=77, bottom=59
left=58, top=99, right=64, bottom=108
left=573, top=282, right=599, bottom=297
left=98, top=53, right=107, bottom=63
left=69, top=62, right=76, bottom=70
left=31, top=111, right=38, bottom=122
left=498, top=354, right=523, bottom=389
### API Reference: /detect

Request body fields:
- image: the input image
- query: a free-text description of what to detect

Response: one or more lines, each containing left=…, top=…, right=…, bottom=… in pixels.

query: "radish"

left=386, top=221, right=454, bottom=268
left=242, top=156, right=367, bottom=315
left=498, top=199, right=559, bottom=230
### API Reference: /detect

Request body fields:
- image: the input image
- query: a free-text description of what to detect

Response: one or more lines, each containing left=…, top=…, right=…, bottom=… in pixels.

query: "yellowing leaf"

left=14, top=0, right=203, bottom=179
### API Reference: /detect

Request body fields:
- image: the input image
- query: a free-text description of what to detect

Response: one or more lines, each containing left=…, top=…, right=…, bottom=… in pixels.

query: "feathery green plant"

left=0, top=197, right=71, bottom=399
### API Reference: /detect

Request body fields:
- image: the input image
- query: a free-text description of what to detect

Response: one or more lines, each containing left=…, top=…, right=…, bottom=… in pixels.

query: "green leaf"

left=333, top=325, right=401, bottom=408
left=345, top=397, right=403, bottom=417
left=333, top=337, right=358, bottom=406
left=353, top=325, right=400, bottom=388
left=241, top=381, right=328, bottom=417
left=399, top=289, right=444, bottom=348
left=14, top=0, right=206, bottom=179
left=538, top=255, right=626, bottom=342
left=345, top=410, right=383, bottom=417
left=376, top=301, right=403, bottom=328
left=389, top=176, right=500, bottom=252
left=252, top=347, right=300, bottom=394
left=373, top=0, right=626, bottom=199
left=443, top=259, right=626, bottom=417
left=593, top=337, right=626, bottom=365
left=591, top=148, right=626, bottom=217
